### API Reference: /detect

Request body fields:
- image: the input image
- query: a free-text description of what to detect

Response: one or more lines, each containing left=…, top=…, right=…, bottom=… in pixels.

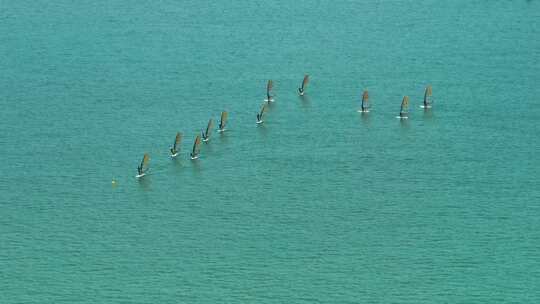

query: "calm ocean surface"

left=1, top=0, right=540, bottom=302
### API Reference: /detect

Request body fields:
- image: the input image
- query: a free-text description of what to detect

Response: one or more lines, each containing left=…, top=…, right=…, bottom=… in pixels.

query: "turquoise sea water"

left=2, top=0, right=540, bottom=302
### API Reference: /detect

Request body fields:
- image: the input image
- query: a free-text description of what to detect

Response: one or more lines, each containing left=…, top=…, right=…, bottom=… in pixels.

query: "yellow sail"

left=361, top=90, right=370, bottom=110
left=220, top=111, right=228, bottom=129
left=424, top=85, right=433, bottom=106
left=140, top=153, right=150, bottom=170
left=425, top=85, right=432, bottom=97
left=362, top=90, right=369, bottom=102
left=267, top=80, right=273, bottom=92
left=260, top=103, right=267, bottom=117
left=400, top=96, right=409, bottom=113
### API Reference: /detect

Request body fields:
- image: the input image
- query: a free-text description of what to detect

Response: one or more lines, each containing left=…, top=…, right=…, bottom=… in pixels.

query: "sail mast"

left=267, top=80, right=273, bottom=100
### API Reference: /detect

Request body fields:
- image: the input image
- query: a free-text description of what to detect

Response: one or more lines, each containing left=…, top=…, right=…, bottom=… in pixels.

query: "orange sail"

left=141, top=153, right=149, bottom=169
left=173, top=132, right=182, bottom=151
left=301, top=75, right=309, bottom=90
left=138, top=153, right=150, bottom=174
left=192, top=135, right=201, bottom=157
left=361, top=90, right=369, bottom=110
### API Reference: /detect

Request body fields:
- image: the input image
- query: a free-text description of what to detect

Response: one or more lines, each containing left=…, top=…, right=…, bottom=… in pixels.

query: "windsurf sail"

left=424, top=85, right=433, bottom=107
left=361, top=90, right=370, bottom=111
left=400, top=96, right=409, bottom=117
left=138, top=153, right=150, bottom=175
left=267, top=80, right=273, bottom=100
left=191, top=135, right=201, bottom=158
left=219, top=111, right=228, bottom=131
left=170, top=132, right=182, bottom=155
left=257, top=104, right=267, bottom=123
left=202, top=119, right=213, bottom=141
left=299, top=75, right=309, bottom=94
